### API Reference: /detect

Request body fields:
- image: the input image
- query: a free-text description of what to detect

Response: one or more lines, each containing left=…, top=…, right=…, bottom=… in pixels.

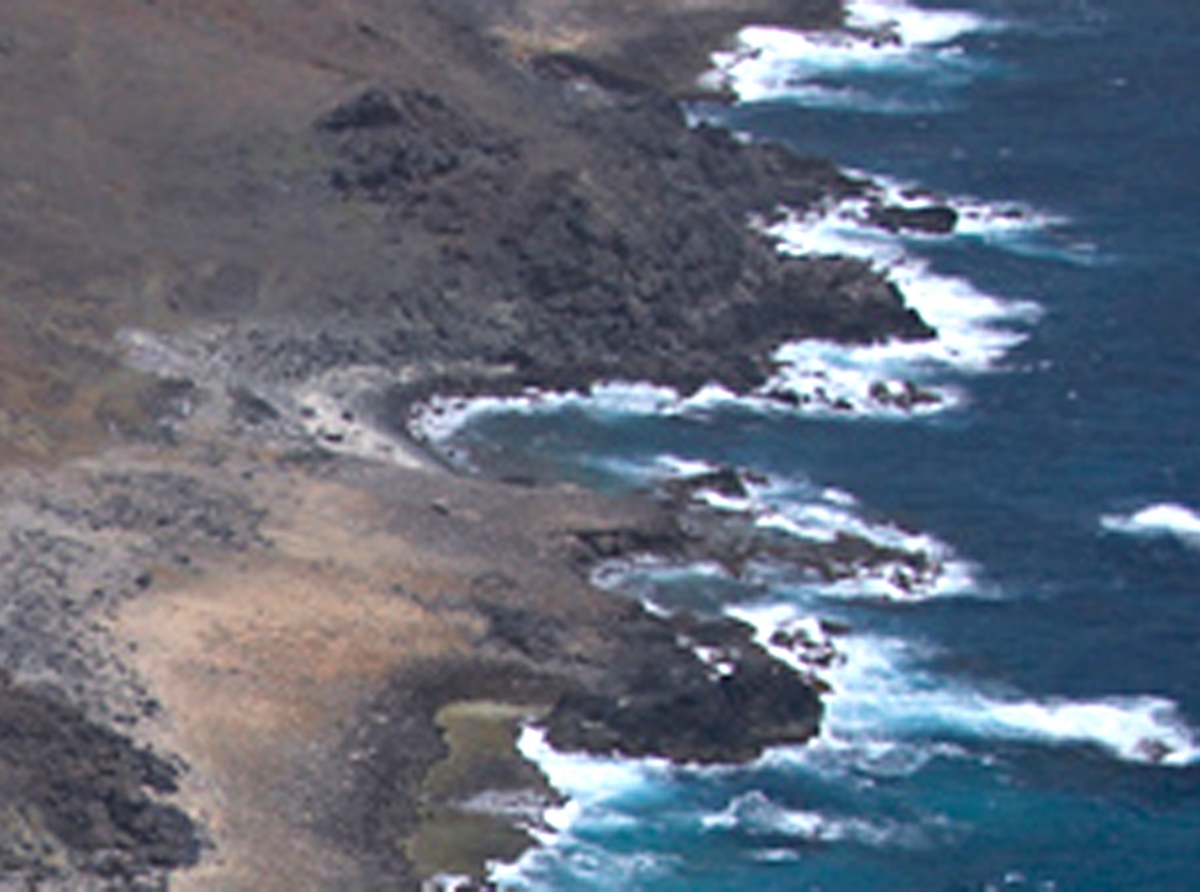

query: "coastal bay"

left=0, top=1, right=941, bottom=888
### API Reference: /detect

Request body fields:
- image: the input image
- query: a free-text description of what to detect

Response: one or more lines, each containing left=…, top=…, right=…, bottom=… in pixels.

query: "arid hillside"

left=0, top=2, right=925, bottom=889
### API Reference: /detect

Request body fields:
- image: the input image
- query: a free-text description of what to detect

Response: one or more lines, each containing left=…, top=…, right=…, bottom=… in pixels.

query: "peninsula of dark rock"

left=0, top=1, right=933, bottom=889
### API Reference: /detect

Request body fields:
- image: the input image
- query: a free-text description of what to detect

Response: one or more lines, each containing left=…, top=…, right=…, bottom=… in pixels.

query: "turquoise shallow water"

left=421, top=1, right=1200, bottom=888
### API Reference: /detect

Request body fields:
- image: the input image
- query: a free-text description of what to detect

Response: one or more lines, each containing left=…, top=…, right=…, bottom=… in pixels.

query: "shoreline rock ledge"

left=0, top=1, right=926, bottom=889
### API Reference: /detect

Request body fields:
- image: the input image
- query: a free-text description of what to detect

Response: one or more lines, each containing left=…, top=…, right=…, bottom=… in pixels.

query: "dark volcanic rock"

left=317, top=88, right=409, bottom=133
left=656, top=466, right=945, bottom=588
left=543, top=607, right=821, bottom=763
left=320, top=88, right=520, bottom=209
left=0, top=672, right=199, bottom=884
left=309, top=83, right=934, bottom=404
left=325, top=607, right=819, bottom=886
left=867, top=202, right=959, bottom=235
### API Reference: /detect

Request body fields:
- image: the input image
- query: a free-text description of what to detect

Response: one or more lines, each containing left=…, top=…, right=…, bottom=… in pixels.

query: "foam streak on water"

left=766, top=204, right=1042, bottom=366
left=703, top=469, right=982, bottom=601
left=701, top=790, right=930, bottom=848
left=733, top=602, right=1200, bottom=768
left=703, top=0, right=1000, bottom=110
left=1101, top=503, right=1200, bottom=546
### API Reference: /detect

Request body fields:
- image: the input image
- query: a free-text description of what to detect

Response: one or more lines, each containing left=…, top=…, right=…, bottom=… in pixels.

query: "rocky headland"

left=0, top=1, right=937, bottom=889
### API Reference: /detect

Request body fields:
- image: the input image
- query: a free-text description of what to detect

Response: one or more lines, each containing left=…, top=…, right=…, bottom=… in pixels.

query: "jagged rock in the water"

left=867, top=203, right=959, bottom=235
left=768, top=617, right=848, bottom=680
left=661, top=467, right=756, bottom=504
left=423, top=876, right=500, bottom=892
left=648, top=467, right=941, bottom=587
left=868, top=379, right=942, bottom=410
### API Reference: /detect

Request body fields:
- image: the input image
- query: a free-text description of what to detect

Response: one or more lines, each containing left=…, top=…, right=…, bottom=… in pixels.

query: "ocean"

left=413, top=0, right=1200, bottom=888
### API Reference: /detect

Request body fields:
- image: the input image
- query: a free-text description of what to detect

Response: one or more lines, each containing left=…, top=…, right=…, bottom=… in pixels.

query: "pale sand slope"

left=110, top=444, right=666, bottom=890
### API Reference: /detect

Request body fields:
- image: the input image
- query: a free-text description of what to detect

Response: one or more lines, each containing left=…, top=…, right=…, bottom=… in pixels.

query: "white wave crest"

left=736, top=604, right=1200, bottom=767
left=733, top=474, right=982, bottom=600
left=703, top=0, right=1000, bottom=107
left=767, top=206, right=1042, bottom=370
left=750, top=184, right=1043, bottom=414
left=493, top=728, right=686, bottom=889
left=408, top=382, right=679, bottom=451
left=847, top=0, right=992, bottom=46
left=976, top=697, right=1200, bottom=766
left=583, top=466, right=980, bottom=604
left=831, top=169, right=1082, bottom=257
left=405, top=368, right=949, bottom=452
left=407, top=173, right=1056, bottom=441
left=492, top=841, right=677, bottom=892
left=702, top=790, right=927, bottom=848
left=515, top=727, right=674, bottom=842
left=1101, top=503, right=1200, bottom=546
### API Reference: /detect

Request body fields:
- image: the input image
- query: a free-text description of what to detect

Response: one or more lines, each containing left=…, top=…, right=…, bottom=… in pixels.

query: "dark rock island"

left=0, top=1, right=935, bottom=889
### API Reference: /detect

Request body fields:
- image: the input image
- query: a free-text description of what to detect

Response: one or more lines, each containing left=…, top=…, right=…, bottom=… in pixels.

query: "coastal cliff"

left=0, top=2, right=931, bottom=889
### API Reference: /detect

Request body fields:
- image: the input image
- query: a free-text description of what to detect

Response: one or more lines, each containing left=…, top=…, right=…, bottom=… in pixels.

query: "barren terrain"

left=0, top=2, right=923, bottom=888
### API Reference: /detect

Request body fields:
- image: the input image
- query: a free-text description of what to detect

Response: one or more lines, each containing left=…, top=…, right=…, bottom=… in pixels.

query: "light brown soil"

left=114, top=459, right=651, bottom=889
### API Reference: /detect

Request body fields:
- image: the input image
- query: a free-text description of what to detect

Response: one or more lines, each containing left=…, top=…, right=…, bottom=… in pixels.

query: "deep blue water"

left=424, top=1, right=1200, bottom=888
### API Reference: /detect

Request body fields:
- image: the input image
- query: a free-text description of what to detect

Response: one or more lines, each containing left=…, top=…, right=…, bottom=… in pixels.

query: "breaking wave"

left=734, top=603, right=1200, bottom=768
left=1101, top=503, right=1200, bottom=547
left=703, top=0, right=1003, bottom=110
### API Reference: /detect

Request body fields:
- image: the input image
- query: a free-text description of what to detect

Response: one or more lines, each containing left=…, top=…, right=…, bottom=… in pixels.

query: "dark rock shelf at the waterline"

left=0, top=1, right=931, bottom=889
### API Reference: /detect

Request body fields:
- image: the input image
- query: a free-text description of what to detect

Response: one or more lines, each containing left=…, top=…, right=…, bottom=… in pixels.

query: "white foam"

left=492, top=841, right=677, bottom=891
left=737, top=474, right=982, bottom=600
left=691, top=643, right=740, bottom=679
left=591, top=494, right=976, bottom=609
left=728, top=606, right=845, bottom=681
left=407, top=178, right=1054, bottom=439
left=704, top=1, right=999, bottom=108
left=762, top=341, right=962, bottom=417
left=494, top=728, right=685, bottom=889
left=407, top=368, right=951, bottom=452
left=424, top=873, right=491, bottom=892
left=693, top=490, right=751, bottom=514
left=1101, top=503, right=1200, bottom=546
left=736, top=603, right=1200, bottom=768
left=495, top=582, right=1200, bottom=889
left=847, top=0, right=991, bottom=47
left=656, top=455, right=721, bottom=479
left=582, top=467, right=979, bottom=603
left=589, top=556, right=731, bottom=605
left=408, top=382, right=681, bottom=453
left=976, top=697, right=1200, bottom=766
left=702, top=790, right=926, bottom=848
left=767, top=208, right=1041, bottom=369
left=846, top=169, right=1072, bottom=247
left=517, top=727, right=669, bottom=809
left=746, top=203, right=1035, bottom=414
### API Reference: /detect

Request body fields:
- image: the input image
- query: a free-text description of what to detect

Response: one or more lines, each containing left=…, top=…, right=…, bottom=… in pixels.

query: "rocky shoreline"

left=0, top=1, right=939, bottom=889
